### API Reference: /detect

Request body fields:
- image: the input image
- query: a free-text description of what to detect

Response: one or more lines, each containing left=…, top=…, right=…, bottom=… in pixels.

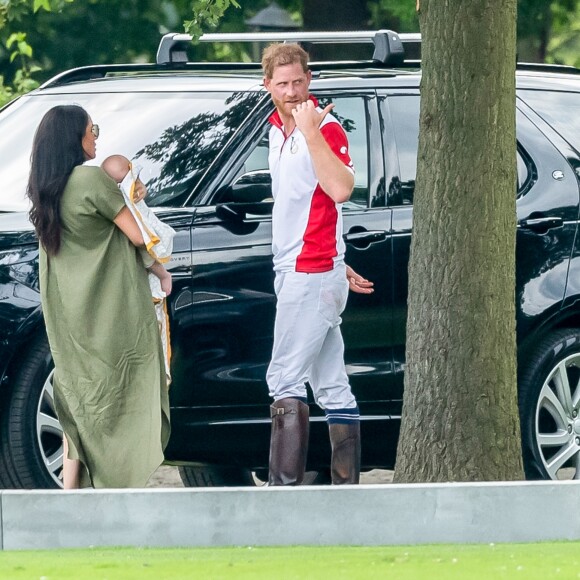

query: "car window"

left=244, top=137, right=270, bottom=173
left=519, top=90, right=580, bottom=153
left=517, top=147, right=531, bottom=195
left=0, top=91, right=262, bottom=210
left=388, top=95, right=420, bottom=206
left=221, top=95, right=370, bottom=209
left=319, top=96, right=369, bottom=209
left=387, top=94, right=533, bottom=206
left=221, top=129, right=273, bottom=205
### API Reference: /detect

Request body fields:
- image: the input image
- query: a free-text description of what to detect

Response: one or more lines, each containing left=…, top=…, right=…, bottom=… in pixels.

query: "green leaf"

left=186, top=0, right=240, bottom=40
left=18, top=41, right=33, bottom=57
left=33, top=0, right=52, bottom=13
left=7, top=32, right=26, bottom=48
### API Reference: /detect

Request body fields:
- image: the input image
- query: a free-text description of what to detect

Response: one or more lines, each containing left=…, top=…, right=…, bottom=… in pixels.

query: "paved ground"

left=147, top=466, right=394, bottom=487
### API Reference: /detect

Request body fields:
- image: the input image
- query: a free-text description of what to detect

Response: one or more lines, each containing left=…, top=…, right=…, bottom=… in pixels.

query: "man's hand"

left=292, top=100, right=334, bottom=138
left=346, top=265, right=374, bottom=294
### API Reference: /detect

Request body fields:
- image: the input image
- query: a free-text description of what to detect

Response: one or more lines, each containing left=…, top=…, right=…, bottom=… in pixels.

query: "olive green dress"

left=39, top=165, right=170, bottom=488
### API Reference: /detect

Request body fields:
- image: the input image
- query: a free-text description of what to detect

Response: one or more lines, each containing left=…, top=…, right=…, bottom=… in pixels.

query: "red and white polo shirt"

left=268, top=96, right=354, bottom=274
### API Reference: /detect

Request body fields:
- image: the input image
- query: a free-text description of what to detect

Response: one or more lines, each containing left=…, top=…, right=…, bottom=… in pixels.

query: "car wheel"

left=178, top=466, right=331, bottom=487
left=252, top=469, right=331, bottom=486
left=178, top=465, right=255, bottom=487
left=519, top=329, right=580, bottom=480
left=0, top=335, right=62, bottom=489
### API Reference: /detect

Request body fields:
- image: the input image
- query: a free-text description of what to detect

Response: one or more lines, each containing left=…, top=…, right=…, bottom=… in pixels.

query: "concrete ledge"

left=3, top=481, right=580, bottom=550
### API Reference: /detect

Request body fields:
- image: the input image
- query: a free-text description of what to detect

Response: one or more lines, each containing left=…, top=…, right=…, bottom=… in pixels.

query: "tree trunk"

left=393, top=0, right=524, bottom=482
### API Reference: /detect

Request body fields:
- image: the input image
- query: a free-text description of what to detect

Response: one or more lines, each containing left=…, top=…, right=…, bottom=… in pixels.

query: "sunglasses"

left=91, top=124, right=100, bottom=138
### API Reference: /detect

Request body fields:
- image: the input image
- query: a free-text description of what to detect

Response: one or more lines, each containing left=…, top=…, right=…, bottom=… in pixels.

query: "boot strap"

left=270, top=405, right=297, bottom=418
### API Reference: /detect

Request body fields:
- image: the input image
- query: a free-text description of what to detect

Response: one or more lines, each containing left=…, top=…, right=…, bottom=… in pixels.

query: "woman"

left=27, top=105, right=170, bottom=488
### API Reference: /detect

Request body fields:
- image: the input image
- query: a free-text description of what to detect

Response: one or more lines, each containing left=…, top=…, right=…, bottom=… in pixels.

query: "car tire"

left=178, top=465, right=255, bottom=487
left=178, top=465, right=331, bottom=487
left=0, top=334, right=61, bottom=489
left=519, top=328, right=580, bottom=480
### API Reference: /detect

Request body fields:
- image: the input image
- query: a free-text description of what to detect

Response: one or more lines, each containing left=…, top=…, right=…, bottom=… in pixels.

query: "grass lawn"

left=0, top=543, right=579, bottom=579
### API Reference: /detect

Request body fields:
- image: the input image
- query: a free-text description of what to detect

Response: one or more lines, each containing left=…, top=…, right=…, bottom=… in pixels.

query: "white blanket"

left=119, top=166, right=176, bottom=383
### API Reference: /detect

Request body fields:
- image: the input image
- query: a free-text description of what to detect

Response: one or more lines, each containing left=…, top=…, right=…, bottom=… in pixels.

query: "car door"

left=322, top=92, right=396, bottom=467
left=382, top=90, right=580, bottom=418
left=512, top=102, right=580, bottom=345
left=514, top=93, right=580, bottom=341
left=380, top=91, right=419, bottom=419
left=332, top=92, right=394, bottom=407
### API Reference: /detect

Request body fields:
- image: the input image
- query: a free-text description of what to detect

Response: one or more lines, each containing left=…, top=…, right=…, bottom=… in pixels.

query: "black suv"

left=1, top=31, right=580, bottom=488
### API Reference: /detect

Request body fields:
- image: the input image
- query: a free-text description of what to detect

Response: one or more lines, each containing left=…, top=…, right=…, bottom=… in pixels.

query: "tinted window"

left=0, top=91, right=261, bottom=210
left=319, top=96, right=369, bottom=208
left=221, top=129, right=272, bottom=205
left=223, top=95, right=370, bottom=209
left=517, top=148, right=530, bottom=194
left=387, top=94, right=533, bottom=205
left=388, top=95, right=419, bottom=205
left=520, top=90, right=580, bottom=153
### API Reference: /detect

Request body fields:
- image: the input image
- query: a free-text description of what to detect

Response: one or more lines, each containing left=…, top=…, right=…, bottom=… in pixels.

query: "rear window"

left=519, top=90, right=580, bottom=153
left=0, top=90, right=261, bottom=210
left=387, top=94, right=532, bottom=203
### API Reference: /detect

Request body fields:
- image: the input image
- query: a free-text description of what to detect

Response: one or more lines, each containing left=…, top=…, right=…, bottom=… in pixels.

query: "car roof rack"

left=38, top=61, right=265, bottom=89
left=39, top=30, right=421, bottom=89
left=156, top=30, right=421, bottom=68
left=37, top=33, right=580, bottom=91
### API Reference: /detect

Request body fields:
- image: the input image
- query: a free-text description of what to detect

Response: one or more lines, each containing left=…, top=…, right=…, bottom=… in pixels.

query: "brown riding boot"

left=268, top=398, right=310, bottom=486
left=329, top=421, right=361, bottom=484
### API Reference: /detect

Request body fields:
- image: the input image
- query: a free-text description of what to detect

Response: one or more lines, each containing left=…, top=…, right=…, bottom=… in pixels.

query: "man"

left=262, top=43, right=372, bottom=486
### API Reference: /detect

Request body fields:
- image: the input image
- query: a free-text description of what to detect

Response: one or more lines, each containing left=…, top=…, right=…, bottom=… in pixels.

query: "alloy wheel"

left=535, top=354, right=580, bottom=480
left=35, top=370, right=64, bottom=487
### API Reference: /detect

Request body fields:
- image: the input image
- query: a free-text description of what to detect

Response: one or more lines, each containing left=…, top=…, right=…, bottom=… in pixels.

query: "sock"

left=325, top=406, right=360, bottom=425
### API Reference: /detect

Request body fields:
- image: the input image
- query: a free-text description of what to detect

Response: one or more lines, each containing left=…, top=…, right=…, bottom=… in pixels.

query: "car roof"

left=30, top=65, right=580, bottom=98
left=514, top=69, right=580, bottom=91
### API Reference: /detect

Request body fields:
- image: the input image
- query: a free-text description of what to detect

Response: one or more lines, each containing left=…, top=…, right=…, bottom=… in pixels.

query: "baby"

left=102, top=154, right=176, bottom=382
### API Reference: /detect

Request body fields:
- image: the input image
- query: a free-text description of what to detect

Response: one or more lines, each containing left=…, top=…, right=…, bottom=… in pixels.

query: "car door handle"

left=519, top=217, right=563, bottom=232
left=344, top=230, right=387, bottom=242
left=343, top=230, right=387, bottom=248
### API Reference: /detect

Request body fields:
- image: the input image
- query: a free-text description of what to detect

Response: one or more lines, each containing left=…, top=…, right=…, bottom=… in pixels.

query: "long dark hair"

left=27, top=105, right=89, bottom=256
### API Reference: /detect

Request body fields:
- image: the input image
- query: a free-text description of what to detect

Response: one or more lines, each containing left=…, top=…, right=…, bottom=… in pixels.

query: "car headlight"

left=0, top=246, right=40, bottom=292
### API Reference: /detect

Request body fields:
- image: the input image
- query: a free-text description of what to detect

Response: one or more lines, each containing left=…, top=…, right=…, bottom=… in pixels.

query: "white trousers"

left=266, top=264, right=357, bottom=410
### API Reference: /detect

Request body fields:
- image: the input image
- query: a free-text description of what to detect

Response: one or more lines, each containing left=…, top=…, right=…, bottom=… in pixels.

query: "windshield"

left=0, top=90, right=262, bottom=210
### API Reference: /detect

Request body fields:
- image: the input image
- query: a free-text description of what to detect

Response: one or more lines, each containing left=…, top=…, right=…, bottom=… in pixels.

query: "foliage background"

left=0, top=0, right=579, bottom=107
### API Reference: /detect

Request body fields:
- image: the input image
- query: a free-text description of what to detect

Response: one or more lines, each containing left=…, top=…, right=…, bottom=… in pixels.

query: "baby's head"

left=101, top=154, right=131, bottom=183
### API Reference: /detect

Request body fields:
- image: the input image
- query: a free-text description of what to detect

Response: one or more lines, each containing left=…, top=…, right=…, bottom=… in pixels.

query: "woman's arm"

left=113, top=206, right=145, bottom=247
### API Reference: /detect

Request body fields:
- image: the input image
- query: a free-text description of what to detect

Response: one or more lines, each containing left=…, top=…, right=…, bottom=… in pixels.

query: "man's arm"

left=292, top=100, right=354, bottom=203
